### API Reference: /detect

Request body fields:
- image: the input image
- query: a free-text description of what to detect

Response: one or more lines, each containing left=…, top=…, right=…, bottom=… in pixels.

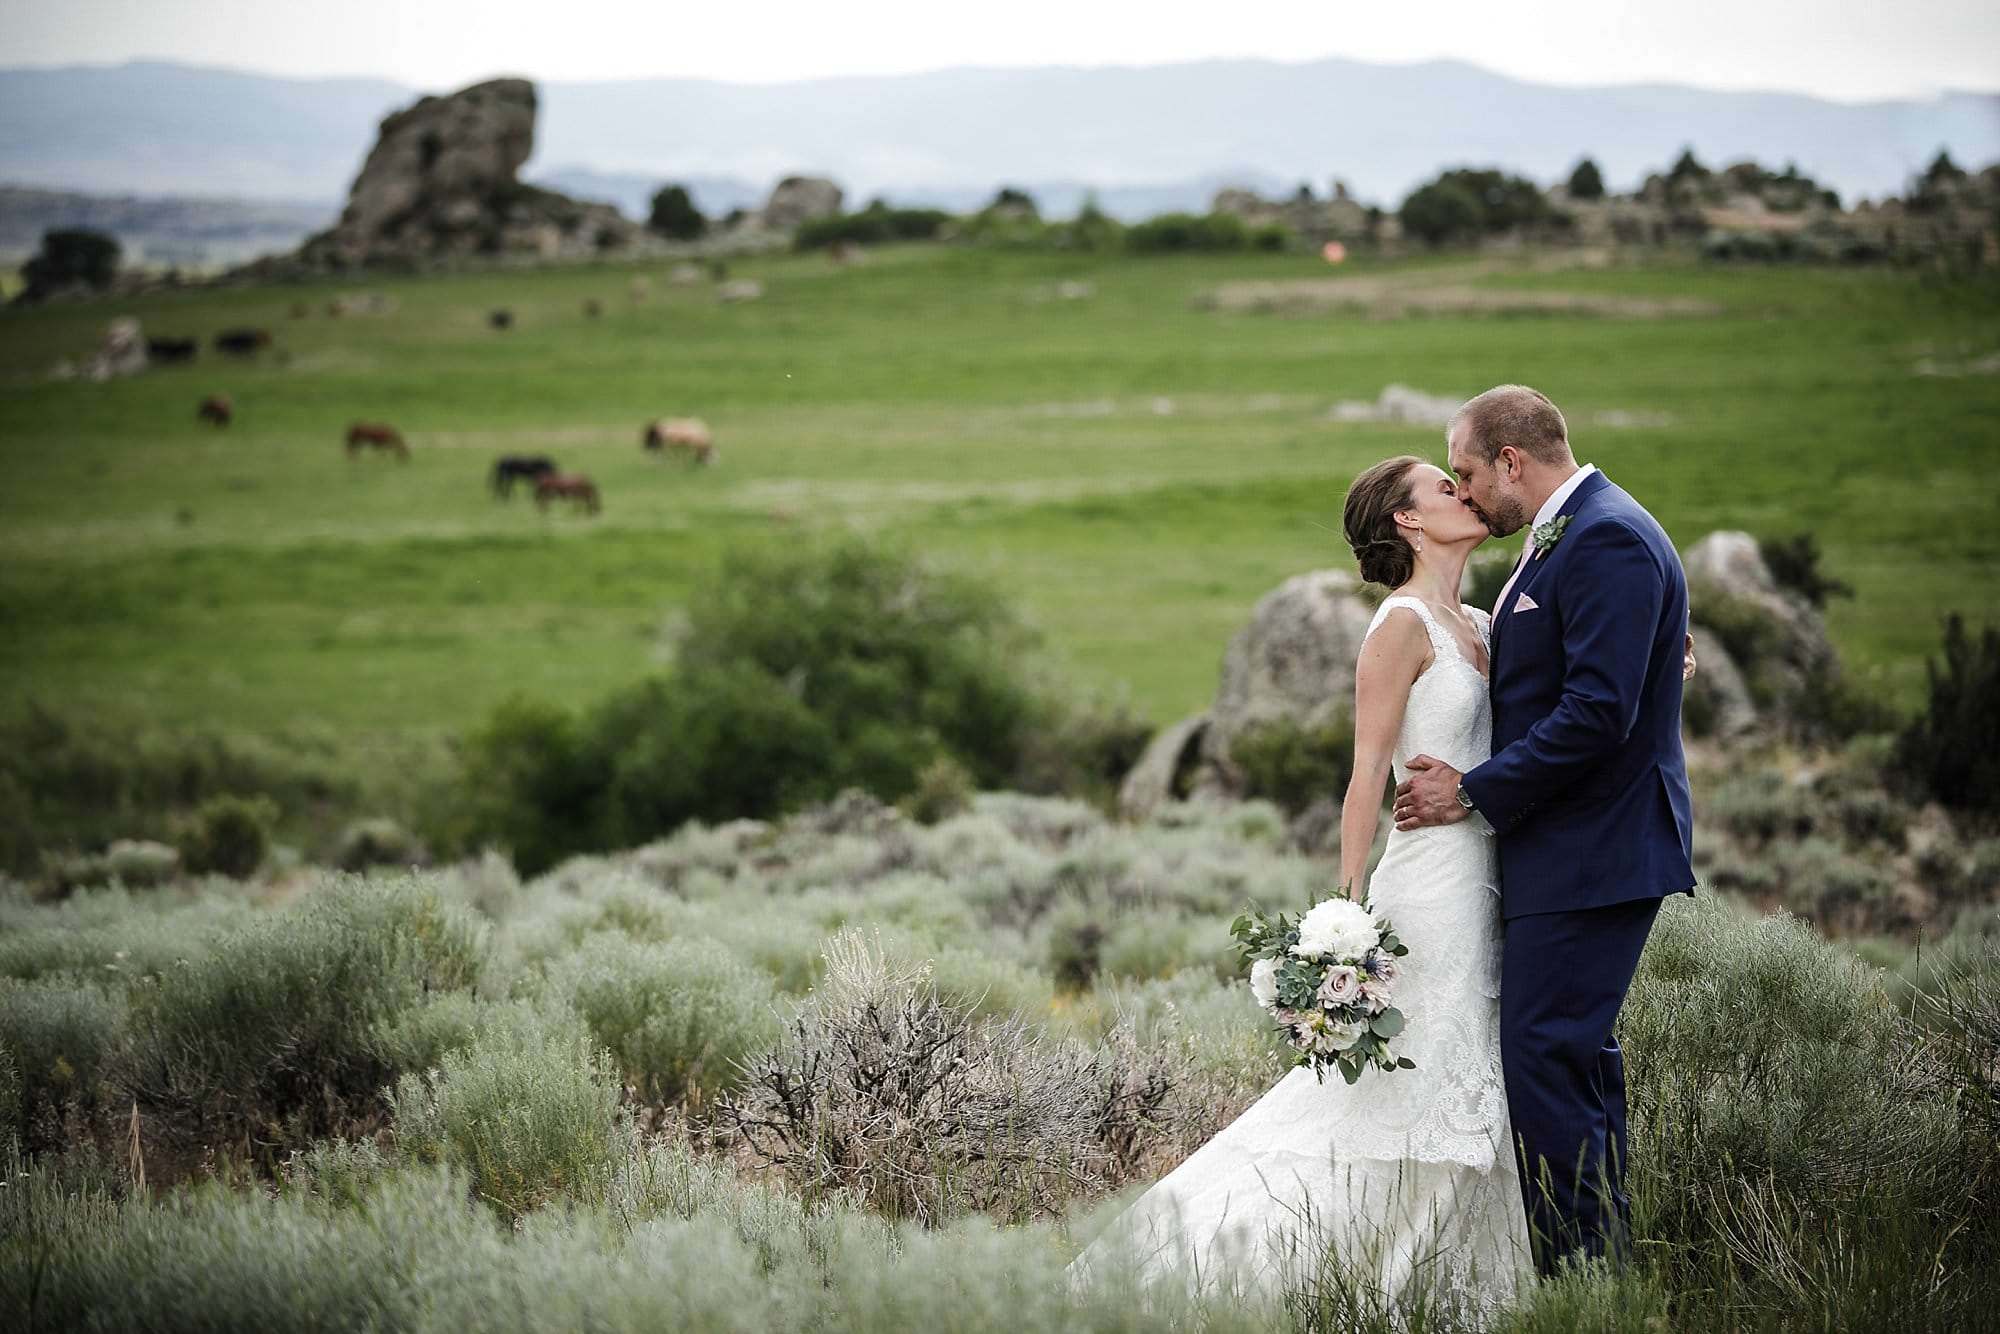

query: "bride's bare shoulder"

left=1357, top=602, right=1431, bottom=671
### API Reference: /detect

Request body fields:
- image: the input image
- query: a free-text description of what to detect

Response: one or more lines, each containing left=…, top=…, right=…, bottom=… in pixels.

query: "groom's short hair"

left=1451, top=385, right=1572, bottom=465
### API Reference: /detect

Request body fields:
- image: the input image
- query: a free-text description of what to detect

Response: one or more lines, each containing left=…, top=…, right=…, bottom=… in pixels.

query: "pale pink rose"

left=1358, top=980, right=1392, bottom=1014
left=1317, top=965, right=1363, bottom=1006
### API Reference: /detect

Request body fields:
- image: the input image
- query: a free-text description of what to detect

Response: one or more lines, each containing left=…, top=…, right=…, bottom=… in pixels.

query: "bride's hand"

left=1683, top=630, right=1698, bottom=682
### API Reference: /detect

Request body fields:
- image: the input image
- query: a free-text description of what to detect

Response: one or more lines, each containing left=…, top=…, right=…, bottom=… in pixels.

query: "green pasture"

left=1, top=246, right=1996, bottom=744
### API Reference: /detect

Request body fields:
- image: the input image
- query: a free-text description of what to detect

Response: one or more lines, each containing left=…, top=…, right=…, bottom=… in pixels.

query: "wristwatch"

left=1455, top=784, right=1476, bottom=813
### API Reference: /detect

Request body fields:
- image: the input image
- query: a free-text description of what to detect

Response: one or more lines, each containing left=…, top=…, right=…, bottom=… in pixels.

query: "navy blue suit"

left=1458, top=469, right=1696, bottom=1271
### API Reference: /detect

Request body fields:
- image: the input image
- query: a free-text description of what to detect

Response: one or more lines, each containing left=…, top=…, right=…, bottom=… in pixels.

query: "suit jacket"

left=1459, top=471, right=1697, bottom=920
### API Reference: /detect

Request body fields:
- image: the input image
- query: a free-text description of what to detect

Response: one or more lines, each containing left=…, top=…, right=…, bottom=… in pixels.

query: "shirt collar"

left=1533, top=464, right=1598, bottom=531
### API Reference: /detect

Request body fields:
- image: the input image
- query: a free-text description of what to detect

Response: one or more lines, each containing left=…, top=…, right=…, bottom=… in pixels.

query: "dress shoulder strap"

left=1365, top=595, right=1449, bottom=656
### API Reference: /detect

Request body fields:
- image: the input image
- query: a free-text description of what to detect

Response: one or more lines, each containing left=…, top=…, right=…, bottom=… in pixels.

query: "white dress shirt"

left=1531, top=463, right=1598, bottom=533
left=1492, top=464, right=1597, bottom=617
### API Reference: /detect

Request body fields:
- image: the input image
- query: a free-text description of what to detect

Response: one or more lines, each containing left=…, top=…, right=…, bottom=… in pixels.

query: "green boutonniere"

left=1530, top=514, right=1572, bottom=559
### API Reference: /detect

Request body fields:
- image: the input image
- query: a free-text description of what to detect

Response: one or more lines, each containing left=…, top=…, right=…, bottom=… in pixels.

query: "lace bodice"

left=1365, top=596, right=1493, bottom=787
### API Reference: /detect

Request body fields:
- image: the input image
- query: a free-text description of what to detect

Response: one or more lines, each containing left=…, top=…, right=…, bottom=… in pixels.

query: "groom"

left=1391, top=384, right=1695, bottom=1273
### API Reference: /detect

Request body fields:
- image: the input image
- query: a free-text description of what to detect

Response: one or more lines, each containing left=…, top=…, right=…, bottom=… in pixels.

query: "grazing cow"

left=214, top=327, right=272, bottom=355
left=491, top=454, right=558, bottom=498
left=196, top=394, right=233, bottom=427
left=582, top=297, right=604, bottom=319
left=489, top=308, right=514, bottom=330
left=534, top=473, right=600, bottom=515
left=148, top=336, right=198, bottom=364
left=346, top=422, right=409, bottom=460
left=642, top=417, right=717, bottom=466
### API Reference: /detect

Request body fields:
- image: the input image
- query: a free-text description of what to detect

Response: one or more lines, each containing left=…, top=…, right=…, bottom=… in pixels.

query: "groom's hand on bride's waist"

left=1393, top=755, right=1469, bottom=831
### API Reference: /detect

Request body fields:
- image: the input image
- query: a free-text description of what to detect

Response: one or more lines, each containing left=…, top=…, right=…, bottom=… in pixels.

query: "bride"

left=1069, top=455, right=1533, bottom=1309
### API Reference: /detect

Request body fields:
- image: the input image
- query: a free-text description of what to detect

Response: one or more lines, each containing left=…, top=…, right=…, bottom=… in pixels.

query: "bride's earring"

left=1415, top=529, right=1424, bottom=556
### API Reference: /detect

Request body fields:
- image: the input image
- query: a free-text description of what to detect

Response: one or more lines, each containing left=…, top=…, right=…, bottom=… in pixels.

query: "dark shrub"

left=18, top=228, right=120, bottom=300
left=333, top=818, right=421, bottom=871
left=445, top=541, right=1053, bottom=873
left=646, top=184, right=706, bottom=240
left=1399, top=181, right=1484, bottom=246
left=1567, top=158, right=1606, bottom=200
left=1124, top=212, right=1254, bottom=253
left=1010, top=695, right=1152, bottom=805
left=1400, top=168, right=1551, bottom=246
left=794, top=203, right=952, bottom=250
left=1230, top=716, right=1356, bottom=815
left=1760, top=533, right=1855, bottom=608
left=1789, top=663, right=1901, bottom=743
left=0, top=705, right=360, bottom=877
left=1895, top=614, right=2000, bottom=817
left=987, top=186, right=1038, bottom=216
left=178, top=795, right=277, bottom=878
left=901, top=755, right=974, bottom=825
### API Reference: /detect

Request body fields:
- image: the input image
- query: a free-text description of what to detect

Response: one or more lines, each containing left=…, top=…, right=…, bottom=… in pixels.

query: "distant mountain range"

left=2, top=57, right=1995, bottom=251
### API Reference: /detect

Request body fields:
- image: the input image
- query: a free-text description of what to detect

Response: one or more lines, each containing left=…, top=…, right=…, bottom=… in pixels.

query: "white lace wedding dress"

left=1070, top=597, right=1532, bottom=1308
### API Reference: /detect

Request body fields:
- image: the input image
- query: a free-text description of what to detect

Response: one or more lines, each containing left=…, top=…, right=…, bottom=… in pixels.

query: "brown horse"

left=534, top=473, right=601, bottom=515
left=346, top=422, right=408, bottom=459
left=196, top=394, right=233, bottom=427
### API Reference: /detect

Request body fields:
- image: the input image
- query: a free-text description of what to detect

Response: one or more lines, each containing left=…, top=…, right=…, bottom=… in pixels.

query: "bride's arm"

left=1339, top=611, right=1427, bottom=895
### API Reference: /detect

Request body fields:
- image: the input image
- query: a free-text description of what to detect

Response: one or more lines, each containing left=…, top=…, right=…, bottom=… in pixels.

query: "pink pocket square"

left=1514, top=594, right=1540, bottom=613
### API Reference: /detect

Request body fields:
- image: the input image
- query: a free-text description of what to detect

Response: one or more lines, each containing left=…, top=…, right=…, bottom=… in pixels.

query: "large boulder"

left=337, top=78, right=536, bottom=245
left=1682, top=623, right=1758, bottom=739
left=268, top=78, right=643, bottom=272
left=1195, top=570, right=1376, bottom=797
left=762, top=176, right=844, bottom=230
left=1683, top=531, right=1837, bottom=731
left=1117, top=713, right=1209, bottom=816
left=1119, top=570, right=1375, bottom=814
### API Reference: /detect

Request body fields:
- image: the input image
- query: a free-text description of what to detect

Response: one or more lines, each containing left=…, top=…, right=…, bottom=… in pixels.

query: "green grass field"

left=2, top=246, right=1996, bottom=746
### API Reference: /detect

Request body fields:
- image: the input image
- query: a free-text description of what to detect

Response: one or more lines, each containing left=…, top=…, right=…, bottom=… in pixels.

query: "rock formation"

left=762, top=176, right=844, bottom=230
left=1119, top=570, right=1376, bottom=814
left=260, top=78, right=643, bottom=273
left=1683, top=531, right=1840, bottom=735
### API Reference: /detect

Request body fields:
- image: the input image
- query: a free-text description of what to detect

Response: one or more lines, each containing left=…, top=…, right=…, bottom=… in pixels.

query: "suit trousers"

left=1500, top=895, right=1662, bottom=1273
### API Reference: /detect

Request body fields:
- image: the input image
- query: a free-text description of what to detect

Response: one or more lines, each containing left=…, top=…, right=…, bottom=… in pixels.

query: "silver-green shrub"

left=1623, top=894, right=1984, bottom=1305
left=390, top=1000, right=626, bottom=1218
left=0, top=975, right=126, bottom=1147
left=126, top=875, right=487, bottom=1135
left=539, top=932, right=781, bottom=1106
left=282, top=1134, right=392, bottom=1206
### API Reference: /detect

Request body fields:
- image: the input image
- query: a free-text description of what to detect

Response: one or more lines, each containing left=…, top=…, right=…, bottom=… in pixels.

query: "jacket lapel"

left=1492, top=470, right=1611, bottom=661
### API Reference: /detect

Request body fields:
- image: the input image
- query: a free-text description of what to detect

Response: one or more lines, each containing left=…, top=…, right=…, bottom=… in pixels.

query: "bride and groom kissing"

left=1072, top=384, right=1698, bottom=1306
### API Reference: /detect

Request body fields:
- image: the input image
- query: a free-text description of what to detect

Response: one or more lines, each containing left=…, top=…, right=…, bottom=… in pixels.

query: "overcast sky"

left=8, top=0, right=1999, bottom=102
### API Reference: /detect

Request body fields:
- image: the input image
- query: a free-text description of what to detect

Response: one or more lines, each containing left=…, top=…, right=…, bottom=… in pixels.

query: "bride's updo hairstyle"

left=1342, top=455, right=1425, bottom=588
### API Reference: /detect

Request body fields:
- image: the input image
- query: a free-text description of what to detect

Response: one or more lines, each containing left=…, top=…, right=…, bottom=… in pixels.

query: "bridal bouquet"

left=1230, top=892, right=1413, bottom=1085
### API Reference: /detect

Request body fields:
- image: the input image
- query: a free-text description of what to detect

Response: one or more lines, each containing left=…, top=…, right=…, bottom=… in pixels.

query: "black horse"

left=492, top=454, right=558, bottom=498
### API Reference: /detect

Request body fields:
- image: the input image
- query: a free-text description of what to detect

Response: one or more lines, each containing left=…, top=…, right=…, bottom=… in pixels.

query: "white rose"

left=1294, top=897, right=1381, bottom=963
left=1323, top=1019, right=1367, bottom=1052
left=1317, top=964, right=1363, bottom=1006
left=1249, top=958, right=1280, bottom=1008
